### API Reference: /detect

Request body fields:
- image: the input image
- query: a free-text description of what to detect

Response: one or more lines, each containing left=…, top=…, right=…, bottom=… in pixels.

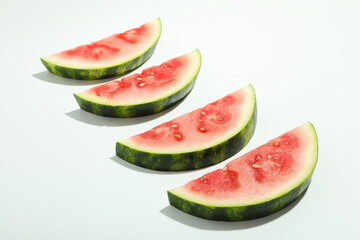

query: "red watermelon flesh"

left=170, top=122, right=318, bottom=206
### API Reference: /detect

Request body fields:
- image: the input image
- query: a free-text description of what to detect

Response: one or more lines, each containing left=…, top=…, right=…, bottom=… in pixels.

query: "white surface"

left=1, top=0, right=359, bottom=239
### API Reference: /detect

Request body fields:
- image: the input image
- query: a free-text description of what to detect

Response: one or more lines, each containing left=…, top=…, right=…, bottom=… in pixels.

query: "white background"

left=1, top=0, right=359, bottom=239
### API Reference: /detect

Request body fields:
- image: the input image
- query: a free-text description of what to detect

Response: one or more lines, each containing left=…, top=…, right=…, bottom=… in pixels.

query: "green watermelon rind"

left=73, top=50, right=202, bottom=118
left=167, top=175, right=312, bottom=221
left=167, top=123, right=319, bottom=221
left=40, top=18, right=162, bottom=80
left=116, top=87, right=257, bottom=170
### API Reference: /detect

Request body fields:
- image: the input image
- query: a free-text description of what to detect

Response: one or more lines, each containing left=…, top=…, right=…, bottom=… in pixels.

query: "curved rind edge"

left=40, top=18, right=162, bottom=80
left=74, top=71, right=198, bottom=117
left=307, top=121, right=319, bottom=175
left=167, top=175, right=312, bottom=221
left=115, top=93, right=257, bottom=170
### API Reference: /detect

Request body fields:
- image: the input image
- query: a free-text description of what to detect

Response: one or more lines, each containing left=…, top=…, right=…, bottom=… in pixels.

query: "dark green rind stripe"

left=74, top=71, right=199, bottom=118
left=40, top=42, right=158, bottom=80
left=115, top=104, right=256, bottom=170
left=167, top=175, right=313, bottom=221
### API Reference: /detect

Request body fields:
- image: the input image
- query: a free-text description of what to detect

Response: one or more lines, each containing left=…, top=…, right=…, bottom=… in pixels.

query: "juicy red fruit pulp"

left=186, top=132, right=301, bottom=197
left=63, top=24, right=147, bottom=60
left=247, top=133, right=299, bottom=183
left=190, top=169, right=240, bottom=195
left=115, top=25, right=146, bottom=44
left=140, top=121, right=183, bottom=142
left=91, top=57, right=184, bottom=98
left=139, top=94, right=239, bottom=143
left=65, top=43, right=119, bottom=59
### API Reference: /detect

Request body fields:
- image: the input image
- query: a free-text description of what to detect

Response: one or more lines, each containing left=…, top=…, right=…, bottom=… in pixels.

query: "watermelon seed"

left=201, top=176, right=206, bottom=181
left=139, top=82, right=146, bottom=87
left=267, top=155, right=272, bottom=160
left=252, top=164, right=261, bottom=168
left=199, top=127, right=207, bottom=133
left=174, top=133, right=182, bottom=139
left=274, top=163, right=281, bottom=168
left=197, top=118, right=203, bottom=122
left=256, top=155, right=262, bottom=161
left=201, top=111, right=206, bottom=116
left=171, top=124, right=178, bottom=128
left=218, top=117, right=223, bottom=121
left=274, top=154, right=280, bottom=159
left=150, top=72, right=154, bottom=75
left=136, top=77, right=142, bottom=80
left=274, top=141, right=280, bottom=147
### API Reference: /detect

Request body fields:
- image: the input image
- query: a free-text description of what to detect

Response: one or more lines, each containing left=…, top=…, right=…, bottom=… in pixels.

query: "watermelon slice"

left=116, top=84, right=257, bottom=170
left=74, top=50, right=201, bottom=118
left=41, top=18, right=161, bottom=80
left=168, top=122, right=318, bottom=221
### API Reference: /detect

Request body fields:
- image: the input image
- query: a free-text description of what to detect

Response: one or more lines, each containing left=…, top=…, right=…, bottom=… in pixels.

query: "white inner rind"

left=120, top=84, right=256, bottom=153
left=75, top=50, right=201, bottom=105
left=41, top=18, right=162, bottom=69
left=169, top=122, right=318, bottom=206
